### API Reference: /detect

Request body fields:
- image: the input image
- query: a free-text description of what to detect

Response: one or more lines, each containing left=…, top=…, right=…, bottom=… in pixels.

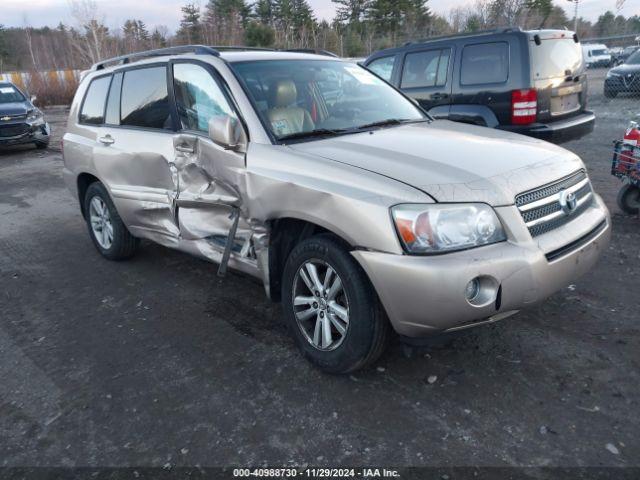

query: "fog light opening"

left=465, top=276, right=499, bottom=307
left=465, top=278, right=481, bottom=302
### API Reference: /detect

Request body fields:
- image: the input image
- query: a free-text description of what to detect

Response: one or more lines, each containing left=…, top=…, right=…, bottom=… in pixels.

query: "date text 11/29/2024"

left=233, top=468, right=401, bottom=478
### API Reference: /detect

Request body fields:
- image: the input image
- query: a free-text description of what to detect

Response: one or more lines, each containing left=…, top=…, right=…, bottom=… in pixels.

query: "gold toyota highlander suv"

left=62, top=46, right=611, bottom=373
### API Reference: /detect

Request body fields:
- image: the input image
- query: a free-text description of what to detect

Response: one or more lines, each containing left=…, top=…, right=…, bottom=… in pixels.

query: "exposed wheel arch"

left=267, top=218, right=352, bottom=302
left=77, top=173, right=101, bottom=218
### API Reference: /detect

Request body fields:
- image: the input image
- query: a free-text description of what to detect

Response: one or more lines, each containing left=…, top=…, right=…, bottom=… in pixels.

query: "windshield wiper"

left=277, top=128, right=349, bottom=142
left=353, top=118, right=428, bottom=131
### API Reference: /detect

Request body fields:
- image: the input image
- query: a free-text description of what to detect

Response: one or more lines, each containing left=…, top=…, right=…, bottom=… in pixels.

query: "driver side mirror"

left=208, top=114, right=246, bottom=152
left=30, top=95, right=37, bottom=103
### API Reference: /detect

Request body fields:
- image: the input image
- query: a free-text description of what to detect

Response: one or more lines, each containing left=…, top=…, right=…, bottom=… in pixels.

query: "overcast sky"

left=2, top=0, right=638, bottom=32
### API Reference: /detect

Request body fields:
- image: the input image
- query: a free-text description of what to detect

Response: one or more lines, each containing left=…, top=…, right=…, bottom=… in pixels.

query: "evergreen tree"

left=595, top=11, right=616, bottom=37
left=332, top=0, right=369, bottom=24
left=255, top=0, right=274, bottom=25
left=526, top=0, right=553, bottom=28
left=151, top=28, right=168, bottom=48
left=367, top=0, right=430, bottom=44
left=136, top=20, right=150, bottom=41
left=204, top=0, right=250, bottom=44
left=177, top=3, right=202, bottom=44
left=291, top=0, right=315, bottom=29
left=245, top=21, right=276, bottom=46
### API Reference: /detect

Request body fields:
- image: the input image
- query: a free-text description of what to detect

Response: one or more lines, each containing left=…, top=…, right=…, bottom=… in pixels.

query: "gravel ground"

left=0, top=69, right=638, bottom=472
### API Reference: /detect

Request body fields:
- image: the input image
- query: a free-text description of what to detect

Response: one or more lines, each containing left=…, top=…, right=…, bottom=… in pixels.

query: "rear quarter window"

left=461, top=42, right=509, bottom=85
left=79, top=76, right=111, bottom=125
left=120, top=66, right=171, bottom=130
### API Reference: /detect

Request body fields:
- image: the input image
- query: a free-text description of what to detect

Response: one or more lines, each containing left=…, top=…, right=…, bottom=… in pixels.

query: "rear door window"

left=461, top=42, right=509, bottom=85
left=120, top=66, right=171, bottom=129
left=367, top=56, right=396, bottom=82
left=80, top=76, right=111, bottom=125
left=401, top=49, right=450, bottom=88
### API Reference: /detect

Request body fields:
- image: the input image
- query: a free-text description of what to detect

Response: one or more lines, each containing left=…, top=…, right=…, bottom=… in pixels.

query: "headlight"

left=27, top=109, right=43, bottom=122
left=391, top=203, right=506, bottom=254
left=606, top=71, right=620, bottom=78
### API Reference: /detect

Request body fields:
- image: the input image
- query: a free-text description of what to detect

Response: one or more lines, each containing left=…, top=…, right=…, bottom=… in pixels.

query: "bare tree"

left=67, top=0, right=110, bottom=64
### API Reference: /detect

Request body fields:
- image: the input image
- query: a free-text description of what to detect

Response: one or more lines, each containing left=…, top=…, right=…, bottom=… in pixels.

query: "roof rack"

left=91, top=44, right=340, bottom=71
left=282, top=48, right=339, bottom=57
left=92, top=45, right=220, bottom=71
left=211, top=46, right=275, bottom=52
left=404, top=27, right=522, bottom=46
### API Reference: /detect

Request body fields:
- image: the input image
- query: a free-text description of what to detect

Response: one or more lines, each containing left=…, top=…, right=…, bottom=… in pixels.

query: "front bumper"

left=499, top=111, right=595, bottom=144
left=0, top=121, right=50, bottom=146
left=353, top=195, right=610, bottom=337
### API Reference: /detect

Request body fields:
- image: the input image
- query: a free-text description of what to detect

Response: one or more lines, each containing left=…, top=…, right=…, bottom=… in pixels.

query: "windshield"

left=0, top=85, right=25, bottom=104
left=530, top=38, right=583, bottom=79
left=627, top=50, right=640, bottom=65
left=231, top=59, right=426, bottom=141
left=592, top=49, right=607, bottom=56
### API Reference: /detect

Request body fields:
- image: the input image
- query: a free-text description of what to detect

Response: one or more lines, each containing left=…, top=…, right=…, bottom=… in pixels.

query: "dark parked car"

left=613, top=45, right=640, bottom=66
left=0, top=82, right=50, bottom=149
left=363, top=28, right=595, bottom=144
left=605, top=50, right=640, bottom=98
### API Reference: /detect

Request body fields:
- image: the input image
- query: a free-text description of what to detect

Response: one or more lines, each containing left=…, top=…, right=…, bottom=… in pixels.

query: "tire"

left=604, top=89, right=618, bottom=99
left=83, top=182, right=139, bottom=260
left=35, top=141, right=49, bottom=149
left=617, top=184, right=640, bottom=215
left=281, top=234, right=391, bottom=374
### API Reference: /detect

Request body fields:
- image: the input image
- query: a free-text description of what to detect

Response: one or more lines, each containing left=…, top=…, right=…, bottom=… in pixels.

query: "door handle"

left=175, top=144, right=194, bottom=154
left=98, top=135, right=114, bottom=146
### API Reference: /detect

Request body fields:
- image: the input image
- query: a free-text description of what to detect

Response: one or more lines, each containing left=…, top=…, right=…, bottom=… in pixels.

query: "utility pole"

left=567, top=0, right=579, bottom=33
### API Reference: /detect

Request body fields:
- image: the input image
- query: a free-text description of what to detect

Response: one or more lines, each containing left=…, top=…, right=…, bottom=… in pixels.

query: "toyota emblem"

left=559, top=190, right=578, bottom=215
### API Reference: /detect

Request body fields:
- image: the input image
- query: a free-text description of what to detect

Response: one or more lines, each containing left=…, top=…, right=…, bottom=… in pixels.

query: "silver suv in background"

left=63, top=46, right=611, bottom=373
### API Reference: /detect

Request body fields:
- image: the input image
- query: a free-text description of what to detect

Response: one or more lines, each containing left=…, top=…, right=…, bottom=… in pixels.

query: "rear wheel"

left=617, top=184, right=640, bottom=214
left=282, top=235, right=390, bottom=374
left=84, top=182, right=139, bottom=260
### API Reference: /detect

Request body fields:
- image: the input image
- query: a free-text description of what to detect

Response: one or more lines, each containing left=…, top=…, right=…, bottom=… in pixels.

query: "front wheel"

left=281, top=235, right=390, bottom=374
left=617, top=184, right=640, bottom=214
left=84, top=182, right=139, bottom=260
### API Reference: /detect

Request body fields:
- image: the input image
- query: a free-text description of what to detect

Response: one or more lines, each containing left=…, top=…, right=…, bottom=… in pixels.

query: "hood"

left=0, top=102, right=29, bottom=117
left=289, top=120, right=585, bottom=206
left=610, top=63, right=640, bottom=75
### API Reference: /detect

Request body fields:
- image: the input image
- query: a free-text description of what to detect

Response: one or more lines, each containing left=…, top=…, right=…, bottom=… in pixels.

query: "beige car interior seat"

left=267, top=79, right=315, bottom=136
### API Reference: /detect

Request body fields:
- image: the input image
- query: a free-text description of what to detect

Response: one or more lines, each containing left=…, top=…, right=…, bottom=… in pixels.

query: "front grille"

left=622, top=74, right=639, bottom=90
left=0, top=124, right=29, bottom=138
left=0, top=113, right=27, bottom=122
left=516, top=170, right=594, bottom=238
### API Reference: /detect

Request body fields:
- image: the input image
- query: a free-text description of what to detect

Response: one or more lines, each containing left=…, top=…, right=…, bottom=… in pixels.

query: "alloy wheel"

left=89, top=196, right=114, bottom=250
left=292, top=259, right=350, bottom=351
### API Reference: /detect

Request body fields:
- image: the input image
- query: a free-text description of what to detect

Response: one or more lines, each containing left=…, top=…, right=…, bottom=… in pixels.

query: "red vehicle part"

left=618, top=122, right=640, bottom=175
